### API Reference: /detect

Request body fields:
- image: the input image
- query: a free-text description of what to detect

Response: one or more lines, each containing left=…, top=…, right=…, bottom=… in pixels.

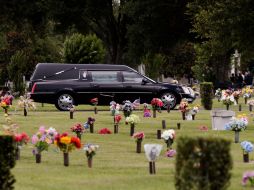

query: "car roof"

left=30, top=63, right=134, bottom=80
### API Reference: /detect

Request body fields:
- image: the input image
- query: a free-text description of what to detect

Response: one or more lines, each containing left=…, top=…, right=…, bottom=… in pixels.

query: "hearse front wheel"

left=55, top=93, right=75, bottom=111
left=160, top=92, right=177, bottom=109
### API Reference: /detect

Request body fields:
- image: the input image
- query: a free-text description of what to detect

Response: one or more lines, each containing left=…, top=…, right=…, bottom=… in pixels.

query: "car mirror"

left=141, top=78, right=149, bottom=85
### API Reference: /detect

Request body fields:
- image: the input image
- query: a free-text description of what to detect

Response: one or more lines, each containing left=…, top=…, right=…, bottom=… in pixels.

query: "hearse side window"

left=44, top=69, right=79, bottom=80
left=123, top=71, right=144, bottom=83
left=79, top=70, right=88, bottom=80
left=91, top=71, right=118, bottom=82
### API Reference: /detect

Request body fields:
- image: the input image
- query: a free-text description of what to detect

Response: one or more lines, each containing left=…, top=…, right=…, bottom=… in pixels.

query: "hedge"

left=0, top=135, right=16, bottom=190
left=175, top=137, right=232, bottom=190
left=200, top=82, right=213, bottom=110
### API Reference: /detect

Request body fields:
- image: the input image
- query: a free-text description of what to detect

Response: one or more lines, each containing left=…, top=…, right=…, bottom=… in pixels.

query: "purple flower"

left=144, top=110, right=151, bottom=117
left=166, top=149, right=176, bottom=158
left=242, top=171, right=254, bottom=186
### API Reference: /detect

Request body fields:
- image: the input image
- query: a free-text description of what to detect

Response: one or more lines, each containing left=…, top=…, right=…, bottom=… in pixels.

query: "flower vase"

left=88, top=157, right=92, bottom=168
left=226, top=104, right=229, bottom=110
left=167, top=104, right=170, bottom=113
left=24, top=108, right=27, bottom=117
left=234, top=131, right=240, bottom=143
left=243, top=153, right=249, bottom=163
left=90, top=124, right=94, bottom=133
left=249, top=105, right=253, bottom=112
left=70, top=111, right=73, bottom=119
left=114, top=124, right=118, bottom=134
left=15, top=147, right=20, bottom=160
left=130, top=123, right=135, bottom=136
left=4, top=108, right=8, bottom=114
left=149, top=161, right=156, bottom=174
left=157, top=130, right=161, bottom=139
left=166, top=139, right=173, bottom=149
left=239, top=104, right=242, bottom=111
left=64, top=152, right=69, bottom=166
left=192, top=114, right=195, bottom=120
left=36, top=153, right=41, bottom=163
left=162, top=120, right=166, bottom=129
left=153, top=109, right=156, bottom=118
left=245, top=97, right=247, bottom=104
left=177, top=123, right=181, bottom=130
left=136, top=139, right=142, bottom=153
left=94, top=107, right=97, bottom=114
left=182, top=112, right=185, bottom=120
left=77, top=132, right=82, bottom=140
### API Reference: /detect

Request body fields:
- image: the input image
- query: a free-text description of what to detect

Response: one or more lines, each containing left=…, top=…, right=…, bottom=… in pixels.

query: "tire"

left=55, top=93, right=75, bottom=111
left=160, top=92, right=178, bottom=109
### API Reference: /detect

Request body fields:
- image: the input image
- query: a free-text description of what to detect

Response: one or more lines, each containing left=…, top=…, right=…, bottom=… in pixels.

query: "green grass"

left=2, top=98, right=254, bottom=190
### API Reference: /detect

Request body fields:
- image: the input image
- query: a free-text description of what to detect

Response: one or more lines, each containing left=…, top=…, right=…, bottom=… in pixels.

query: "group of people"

left=230, top=72, right=253, bottom=88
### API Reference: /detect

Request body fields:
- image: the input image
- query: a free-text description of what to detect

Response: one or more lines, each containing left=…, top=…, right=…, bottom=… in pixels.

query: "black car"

left=29, top=63, right=195, bottom=111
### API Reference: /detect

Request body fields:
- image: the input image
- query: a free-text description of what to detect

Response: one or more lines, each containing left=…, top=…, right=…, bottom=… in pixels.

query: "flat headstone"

left=210, top=110, right=235, bottom=130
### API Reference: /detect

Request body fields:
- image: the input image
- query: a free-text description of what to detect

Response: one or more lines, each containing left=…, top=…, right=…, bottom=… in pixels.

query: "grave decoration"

left=242, top=171, right=254, bottom=186
left=54, top=132, right=81, bottom=166
left=14, top=132, right=29, bottom=160
left=71, top=123, right=85, bottom=140
left=32, top=126, right=52, bottom=163
left=179, top=98, right=189, bottom=120
left=84, top=117, right=95, bottom=133
left=17, top=94, right=36, bottom=116
left=144, top=144, right=163, bottom=174
left=221, top=89, right=235, bottom=110
left=247, top=99, right=254, bottom=112
left=161, top=129, right=176, bottom=149
left=232, top=90, right=241, bottom=104
left=0, top=94, right=13, bottom=114
left=83, top=144, right=99, bottom=168
left=69, top=106, right=75, bottom=119
left=241, top=141, right=253, bottom=163
left=126, top=114, right=140, bottom=136
left=166, top=149, right=176, bottom=158
left=90, top=98, right=98, bottom=114
left=151, top=98, right=163, bottom=118
left=215, top=88, right=222, bottom=102
left=114, top=114, right=122, bottom=133
left=143, top=103, right=151, bottom=117
left=98, top=128, right=112, bottom=134
left=133, top=132, right=145, bottom=153
left=242, top=87, right=253, bottom=104
left=224, top=114, right=248, bottom=143
left=122, top=100, right=133, bottom=118
left=189, top=104, right=200, bottom=120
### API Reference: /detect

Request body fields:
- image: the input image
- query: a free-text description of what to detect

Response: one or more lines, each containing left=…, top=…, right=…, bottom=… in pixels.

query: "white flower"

left=161, top=129, right=175, bottom=140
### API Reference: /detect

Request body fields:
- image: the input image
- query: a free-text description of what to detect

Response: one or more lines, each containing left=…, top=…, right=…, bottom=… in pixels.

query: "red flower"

left=114, top=115, right=122, bottom=123
left=14, top=132, right=29, bottom=144
left=71, top=137, right=81, bottom=149
left=90, top=98, right=98, bottom=105
left=71, top=123, right=84, bottom=133
left=199, top=126, right=208, bottom=131
left=151, top=98, right=163, bottom=107
left=98, top=128, right=112, bottom=134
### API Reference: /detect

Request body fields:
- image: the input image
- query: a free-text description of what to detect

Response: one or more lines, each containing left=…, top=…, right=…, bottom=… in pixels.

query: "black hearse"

left=29, top=63, right=195, bottom=111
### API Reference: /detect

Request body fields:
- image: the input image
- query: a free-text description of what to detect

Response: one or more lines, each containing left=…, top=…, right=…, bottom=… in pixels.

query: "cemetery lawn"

left=2, top=98, right=254, bottom=190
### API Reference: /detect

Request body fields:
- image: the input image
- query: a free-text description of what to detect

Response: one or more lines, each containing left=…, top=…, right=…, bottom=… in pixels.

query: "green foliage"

left=8, top=51, right=28, bottom=94
left=142, top=53, right=166, bottom=80
left=64, top=33, right=105, bottom=64
left=175, top=136, right=232, bottom=190
left=200, top=82, right=213, bottom=110
left=0, top=135, right=16, bottom=190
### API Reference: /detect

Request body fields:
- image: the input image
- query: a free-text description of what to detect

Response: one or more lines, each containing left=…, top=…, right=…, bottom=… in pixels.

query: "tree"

left=64, top=33, right=106, bottom=64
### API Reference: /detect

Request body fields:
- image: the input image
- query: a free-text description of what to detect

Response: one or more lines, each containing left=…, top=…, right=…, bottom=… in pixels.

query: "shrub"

left=0, top=135, right=16, bottom=190
left=64, top=33, right=106, bottom=64
left=200, top=82, right=213, bottom=110
left=175, top=137, right=232, bottom=190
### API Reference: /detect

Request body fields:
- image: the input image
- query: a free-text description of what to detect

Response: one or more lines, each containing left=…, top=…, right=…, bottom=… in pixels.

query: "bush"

left=64, top=33, right=106, bottom=64
left=200, top=82, right=213, bottom=110
left=0, top=135, right=16, bottom=190
left=175, top=137, right=232, bottom=190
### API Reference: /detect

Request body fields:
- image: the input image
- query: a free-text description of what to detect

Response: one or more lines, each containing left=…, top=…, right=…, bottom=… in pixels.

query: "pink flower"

left=166, top=149, right=176, bottom=157
left=39, top=126, right=46, bottom=134
left=242, top=171, right=254, bottom=186
left=31, top=135, right=39, bottom=144
left=199, top=126, right=208, bottom=131
left=133, top=132, right=145, bottom=140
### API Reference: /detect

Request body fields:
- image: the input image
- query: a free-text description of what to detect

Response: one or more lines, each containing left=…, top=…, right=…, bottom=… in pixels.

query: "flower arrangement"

left=224, top=116, right=248, bottom=132
left=242, top=87, right=253, bottom=98
left=241, top=141, right=253, bottom=153
left=232, top=90, right=241, bottom=104
left=161, top=129, right=176, bottom=149
left=90, top=98, right=98, bottom=106
left=110, top=101, right=120, bottom=116
left=122, top=100, right=133, bottom=117
left=84, top=144, right=99, bottom=160
left=215, top=88, right=222, bottom=101
left=17, top=94, right=36, bottom=116
left=199, top=125, right=208, bottom=131
left=126, top=114, right=140, bottom=125
left=0, top=94, right=13, bottom=113
left=179, top=98, right=189, bottom=113
left=98, top=128, right=112, bottom=134
left=166, top=149, right=176, bottom=158
left=143, top=103, right=151, bottom=117
left=114, top=114, right=122, bottom=124
left=247, top=99, right=254, bottom=106
left=84, top=117, right=95, bottom=132
left=14, top=132, right=29, bottom=147
left=190, top=104, right=200, bottom=115
left=151, top=98, right=163, bottom=111
left=242, top=171, right=254, bottom=186
left=84, top=144, right=99, bottom=168
left=133, top=132, right=145, bottom=142
left=71, top=123, right=85, bottom=139
left=32, top=126, right=52, bottom=155
left=221, top=90, right=235, bottom=108
left=54, top=132, right=81, bottom=153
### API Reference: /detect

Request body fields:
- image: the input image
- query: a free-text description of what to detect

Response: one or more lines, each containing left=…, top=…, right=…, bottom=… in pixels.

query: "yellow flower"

left=60, top=136, right=71, bottom=144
